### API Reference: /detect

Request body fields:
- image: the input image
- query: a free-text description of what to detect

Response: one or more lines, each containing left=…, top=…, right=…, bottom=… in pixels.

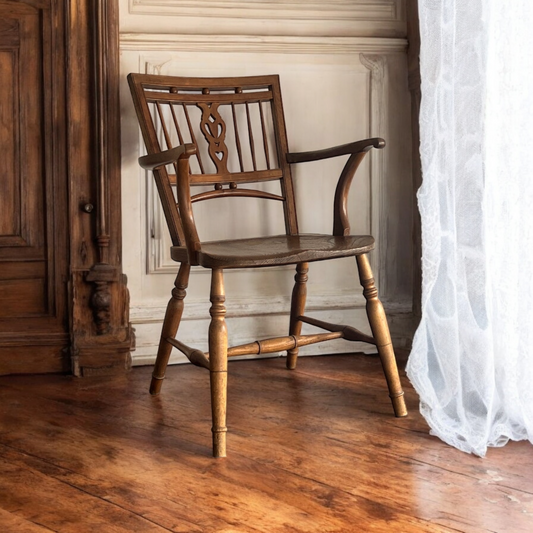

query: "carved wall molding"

left=121, top=34, right=408, bottom=54
left=360, top=53, right=387, bottom=292
left=128, top=0, right=405, bottom=22
left=131, top=292, right=368, bottom=324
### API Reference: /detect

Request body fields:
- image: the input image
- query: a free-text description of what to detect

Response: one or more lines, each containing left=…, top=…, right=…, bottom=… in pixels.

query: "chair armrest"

left=286, top=138, right=385, bottom=164
left=332, top=139, right=385, bottom=236
left=138, top=143, right=197, bottom=171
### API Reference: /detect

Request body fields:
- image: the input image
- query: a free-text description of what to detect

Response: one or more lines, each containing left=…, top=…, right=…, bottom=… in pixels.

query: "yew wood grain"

left=170, top=234, right=375, bottom=269
left=0, top=0, right=70, bottom=373
left=1, top=353, right=532, bottom=532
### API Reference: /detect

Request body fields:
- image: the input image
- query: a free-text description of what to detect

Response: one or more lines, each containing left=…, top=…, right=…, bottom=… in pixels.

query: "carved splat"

left=198, top=102, right=228, bottom=174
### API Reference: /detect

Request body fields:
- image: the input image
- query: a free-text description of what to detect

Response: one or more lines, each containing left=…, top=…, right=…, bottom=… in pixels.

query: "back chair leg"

left=286, top=262, right=309, bottom=369
left=209, top=268, right=228, bottom=458
left=356, top=254, right=408, bottom=417
left=150, top=263, right=191, bottom=395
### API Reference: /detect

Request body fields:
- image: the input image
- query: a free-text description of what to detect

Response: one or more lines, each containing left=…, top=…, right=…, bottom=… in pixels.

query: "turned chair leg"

left=209, top=268, right=228, bottom=458
left=356, top=254, right=408, bottom=417
left=150, top=263, right=191, bottom=395
left=286, top=262, right=309, bottom=369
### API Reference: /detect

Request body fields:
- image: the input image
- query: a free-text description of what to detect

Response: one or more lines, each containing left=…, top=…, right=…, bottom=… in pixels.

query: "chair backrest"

left=128, top=74, right=299, bottom=251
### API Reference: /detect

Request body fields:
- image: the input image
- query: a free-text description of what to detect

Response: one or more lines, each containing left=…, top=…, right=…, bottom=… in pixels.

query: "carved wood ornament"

left=69, top=0, right=133, bottom=374
left=198, top=102, right=229, bottom=174
left=0, top=0, right=132, bottom=376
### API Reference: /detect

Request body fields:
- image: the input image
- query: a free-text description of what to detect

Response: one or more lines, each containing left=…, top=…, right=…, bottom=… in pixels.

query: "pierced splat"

left=198, top=102, right=229, bottom=174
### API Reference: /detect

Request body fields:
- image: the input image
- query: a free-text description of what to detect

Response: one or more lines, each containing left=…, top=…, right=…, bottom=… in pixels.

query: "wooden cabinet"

left=0, top=0, right=132, bottom=375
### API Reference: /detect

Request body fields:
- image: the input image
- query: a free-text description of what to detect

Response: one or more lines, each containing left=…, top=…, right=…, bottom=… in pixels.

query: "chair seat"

left=170, top=234, right=375, bottom=269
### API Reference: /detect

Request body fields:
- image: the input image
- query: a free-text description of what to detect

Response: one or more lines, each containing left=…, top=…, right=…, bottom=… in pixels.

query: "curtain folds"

left=406, top=0, right=533, bottom=456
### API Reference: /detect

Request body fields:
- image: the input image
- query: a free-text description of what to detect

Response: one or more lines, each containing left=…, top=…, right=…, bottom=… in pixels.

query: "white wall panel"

left=119, top=1, right=415, bottom=366
left=120, top=0, right=406, bottom=38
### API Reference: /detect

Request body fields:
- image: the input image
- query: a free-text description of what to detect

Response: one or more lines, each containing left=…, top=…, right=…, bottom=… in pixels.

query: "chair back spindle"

left=128, top=74, right=299, bottom=252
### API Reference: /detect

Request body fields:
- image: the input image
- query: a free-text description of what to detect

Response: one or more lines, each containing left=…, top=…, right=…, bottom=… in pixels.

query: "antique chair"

left=128, top=73, right=407, bottom=457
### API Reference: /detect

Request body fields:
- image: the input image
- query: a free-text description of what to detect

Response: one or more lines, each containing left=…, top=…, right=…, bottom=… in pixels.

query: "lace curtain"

left=406, top=0, right=533, bottom=456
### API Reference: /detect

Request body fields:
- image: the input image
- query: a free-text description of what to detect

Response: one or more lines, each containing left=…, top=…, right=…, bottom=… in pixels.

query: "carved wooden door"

left=0, top=1, right=69, bottom=373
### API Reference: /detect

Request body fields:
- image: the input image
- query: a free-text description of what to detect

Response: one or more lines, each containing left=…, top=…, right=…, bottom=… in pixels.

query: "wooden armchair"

left=128, top=73, right=407, bottom=457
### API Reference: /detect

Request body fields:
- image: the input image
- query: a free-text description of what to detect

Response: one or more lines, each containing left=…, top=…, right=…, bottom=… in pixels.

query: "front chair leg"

left=150, top=263, right=191, bottom=395
left=356, top=254, right=408, bottom=417
left=209, top=268, right=228, bottom=458
left=286, top=262, right=309, bottom=369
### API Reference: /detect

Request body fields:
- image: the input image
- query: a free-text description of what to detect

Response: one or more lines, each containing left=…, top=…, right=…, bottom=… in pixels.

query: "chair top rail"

left=129, top=72, right=280, bottom=92
left=145, top=91, right=273, bottom=105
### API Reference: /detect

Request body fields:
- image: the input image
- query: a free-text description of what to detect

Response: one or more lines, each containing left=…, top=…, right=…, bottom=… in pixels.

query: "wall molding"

left=120, top=34, right=408, bottom=54
left=128, top=0, right=405, bottom=23
left=360, top=53, right=387, bottom=292
left=130, top=292, right=368, bottom=324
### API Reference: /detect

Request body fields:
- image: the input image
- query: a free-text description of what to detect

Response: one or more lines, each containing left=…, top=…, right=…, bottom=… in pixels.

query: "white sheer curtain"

left=406, top=0, right=533, bottom=456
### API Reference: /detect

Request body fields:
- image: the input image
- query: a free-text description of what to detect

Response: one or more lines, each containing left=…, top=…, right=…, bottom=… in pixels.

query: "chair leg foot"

left=286, top=350, right=298, bottom=370
left=211, top=370, right=228, bottom=458
left=356, top=254, right=408, bottom=418
left=149, top=376, right=164, bottom=396
left=390, top=391, right=408, bottom=418
left=209, top=269, right=228, bottom=458
left=212, top=429, right=227, bottom=458
left=150, top=263, right=190, bottom=395
left=286, top=262, right=309, bottom=370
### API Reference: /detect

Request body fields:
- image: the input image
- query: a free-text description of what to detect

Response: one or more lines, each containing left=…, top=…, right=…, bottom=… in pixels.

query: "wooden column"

left=68, top=0, right=133, bottom=376
left=0, top=0, right=132, bottom=376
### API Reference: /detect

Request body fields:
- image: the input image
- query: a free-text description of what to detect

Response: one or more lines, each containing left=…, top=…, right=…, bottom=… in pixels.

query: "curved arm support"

left=286, top=137, right=385, bottom=164
left=332, top=139, right=385, bottom=236
left=140, top=143, right=201, bottom=264
left=332, top=152, right=369, bottom=236
left=175, top=155, right=202, bottom=265
left=138, top=143, right=197, bottom=170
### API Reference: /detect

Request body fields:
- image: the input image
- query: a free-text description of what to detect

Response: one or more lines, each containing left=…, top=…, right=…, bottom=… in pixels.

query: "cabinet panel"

left=0, top=1, right=69, bottom=373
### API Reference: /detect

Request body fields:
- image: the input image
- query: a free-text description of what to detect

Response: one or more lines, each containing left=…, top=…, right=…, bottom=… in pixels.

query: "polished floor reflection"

left=0, top=353, right=531, bottom=532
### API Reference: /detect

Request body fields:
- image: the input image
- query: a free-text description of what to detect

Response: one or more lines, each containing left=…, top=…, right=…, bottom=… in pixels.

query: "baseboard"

left=130, top=294, right=416, bottom=367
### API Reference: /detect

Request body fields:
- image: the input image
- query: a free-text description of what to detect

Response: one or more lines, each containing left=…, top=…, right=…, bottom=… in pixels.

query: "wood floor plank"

left=0, top=508, right=55, bottom=532
left=1, top=353, right=532, bottom=532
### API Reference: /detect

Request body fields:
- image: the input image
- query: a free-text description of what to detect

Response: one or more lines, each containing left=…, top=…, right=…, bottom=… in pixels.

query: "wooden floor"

left=0, top=353, right=532, bottom=533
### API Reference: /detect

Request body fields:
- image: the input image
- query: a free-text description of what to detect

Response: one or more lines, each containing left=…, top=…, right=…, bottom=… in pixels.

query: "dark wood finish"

left=286, top=137, right=385, bottom=163
left=0, top=0, right=132, bottom=376
left=1, top=354, right=532, bottom=532
left=0, top=0, right=70, bottom=373
left=288, top=138, right=385, bottom=236
left=128, top=73, right=406, bottom=456
left=173, top=234, right=376, bottom=269
left=68, top=0, right=133, bottom=375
